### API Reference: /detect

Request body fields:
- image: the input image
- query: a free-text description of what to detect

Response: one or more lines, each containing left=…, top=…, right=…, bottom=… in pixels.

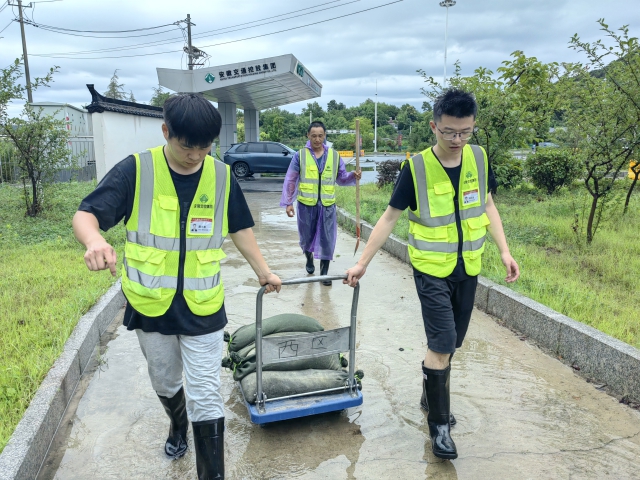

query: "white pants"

left=136, top=329, right=224, bottom=422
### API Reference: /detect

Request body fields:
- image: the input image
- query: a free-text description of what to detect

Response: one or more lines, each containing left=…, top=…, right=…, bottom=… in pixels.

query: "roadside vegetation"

left=337, top=182, right=640, bottom=349
left=0, top=182, right=124, bottom=453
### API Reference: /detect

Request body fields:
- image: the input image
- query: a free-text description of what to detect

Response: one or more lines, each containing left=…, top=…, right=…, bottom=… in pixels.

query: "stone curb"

left=0, top=281, right=125, bottom=480
left=337, top=207, right=640, bottom=404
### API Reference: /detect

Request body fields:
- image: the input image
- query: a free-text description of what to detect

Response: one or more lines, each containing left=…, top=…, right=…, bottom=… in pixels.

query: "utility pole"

left=439, top=0, right=456, bottom=88
left=186, top=13, right=194, bottom=70
left=10, top=0, right=34, bottom=102
left=374, top=80, right=378, bottom=153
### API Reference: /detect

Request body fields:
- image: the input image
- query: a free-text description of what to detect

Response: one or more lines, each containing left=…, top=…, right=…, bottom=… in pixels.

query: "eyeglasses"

left=435, top=124, right=477, bottom=141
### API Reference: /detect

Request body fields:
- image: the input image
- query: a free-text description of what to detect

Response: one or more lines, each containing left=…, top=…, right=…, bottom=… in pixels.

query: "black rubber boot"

left=421, top=362, right=456, bottom=427
left=157, top=387, right=189, bottom=459
left=304, top=251, right=315, bottom=274
left=424, top=365, right=458, bottom=459
left=193, top=418, right=225, bottom=480
left=320, top=260, right=331, bottom=286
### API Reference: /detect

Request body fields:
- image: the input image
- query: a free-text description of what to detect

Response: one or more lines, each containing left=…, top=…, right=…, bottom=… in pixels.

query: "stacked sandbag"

left=240, top=369, right=355, bottom=405
left=223, top=333, right=346, bottom=382
left=223, top=313, right=357, bottom=404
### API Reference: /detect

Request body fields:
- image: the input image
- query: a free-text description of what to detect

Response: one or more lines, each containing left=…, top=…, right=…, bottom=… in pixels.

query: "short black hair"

left=432, top=89, right=477, bottom=122
left=307, top=121, right=326, bottom=134
left=163, top=93, right=222, bottom=148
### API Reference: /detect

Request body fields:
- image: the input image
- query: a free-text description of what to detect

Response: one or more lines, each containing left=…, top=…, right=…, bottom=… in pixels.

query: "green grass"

left=0, top=182, right=124, bottom=454
left=337, top=182, right=640, bottom=349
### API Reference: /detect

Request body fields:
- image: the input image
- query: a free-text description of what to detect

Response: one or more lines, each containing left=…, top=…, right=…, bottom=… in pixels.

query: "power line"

left=32, top=0, right=357, bottom=57
left=0, top=18, right=13, bottom=34
left=41, top=1, right=403, bottom=60
left=23, top=19, right=181, bottom=38
left=24, top=20, right=180, bottom=33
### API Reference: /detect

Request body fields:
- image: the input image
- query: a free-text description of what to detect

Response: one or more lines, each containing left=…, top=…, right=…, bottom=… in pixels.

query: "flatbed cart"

left=239, top=274, right=363, bottom=424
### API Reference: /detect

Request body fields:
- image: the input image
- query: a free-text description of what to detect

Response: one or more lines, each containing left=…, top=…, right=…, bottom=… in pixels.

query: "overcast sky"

left=1, top=0, right=640, bottom=116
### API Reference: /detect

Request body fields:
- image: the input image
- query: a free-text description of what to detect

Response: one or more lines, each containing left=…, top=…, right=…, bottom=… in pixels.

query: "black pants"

left=413, top=268, right=478, bottom=354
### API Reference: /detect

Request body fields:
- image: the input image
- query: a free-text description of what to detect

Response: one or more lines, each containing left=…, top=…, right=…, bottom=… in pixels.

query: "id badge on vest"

left=463, top=189, right=479, bottom=206
left=190, top=217, right=213, bottom=234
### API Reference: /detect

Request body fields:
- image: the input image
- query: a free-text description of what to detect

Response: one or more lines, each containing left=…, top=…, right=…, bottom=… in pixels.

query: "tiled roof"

left=85, top=84, right=163, bottom=118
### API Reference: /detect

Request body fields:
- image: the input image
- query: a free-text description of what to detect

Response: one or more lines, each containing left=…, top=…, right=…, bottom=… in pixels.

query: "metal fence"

left=0, top=137, right=96, bottom=184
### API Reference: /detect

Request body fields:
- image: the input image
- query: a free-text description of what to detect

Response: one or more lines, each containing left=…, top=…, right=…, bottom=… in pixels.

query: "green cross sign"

left=205, top=73, right=215, bottom=84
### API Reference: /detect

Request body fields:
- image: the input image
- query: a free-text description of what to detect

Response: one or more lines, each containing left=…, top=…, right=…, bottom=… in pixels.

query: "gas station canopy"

left=157, top=54, right=322, bottom=152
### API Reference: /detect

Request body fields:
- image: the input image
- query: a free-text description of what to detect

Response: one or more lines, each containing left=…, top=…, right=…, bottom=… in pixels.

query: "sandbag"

left=223, top=332, right=347, bottom=381
left=240, top=369, right=353, bottom=404
left=225, top=313, right=324, bottom=352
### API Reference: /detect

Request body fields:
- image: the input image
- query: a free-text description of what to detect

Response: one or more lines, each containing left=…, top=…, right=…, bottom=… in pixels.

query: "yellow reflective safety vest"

left=407, top=144, right=490, bottom=278
left=122, top=145, right=231, bottom=317
left=297, top=147, right=339, bottom=206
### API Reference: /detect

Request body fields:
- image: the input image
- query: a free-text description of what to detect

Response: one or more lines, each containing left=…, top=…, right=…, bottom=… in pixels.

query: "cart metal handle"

left=255, top=275, right=360, bottom=411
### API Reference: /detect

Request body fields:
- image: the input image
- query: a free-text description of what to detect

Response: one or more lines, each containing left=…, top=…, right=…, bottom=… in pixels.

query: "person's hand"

left=84, top=239, right=117, bottom=276
left=286, top=205, right=295, bottom=218
left=501, top=252, right=520, bottom=283
left=354, top=169, right=362, bottom=181
left=344, top=262, right=366, bottom=287
left=259, top=272, right=282, bottom=293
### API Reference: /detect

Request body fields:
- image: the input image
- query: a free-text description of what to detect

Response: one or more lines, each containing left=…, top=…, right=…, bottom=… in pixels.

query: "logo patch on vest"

left=465, top=171, right=472, bottom=179
left=200, top=194, right=209, bottom=203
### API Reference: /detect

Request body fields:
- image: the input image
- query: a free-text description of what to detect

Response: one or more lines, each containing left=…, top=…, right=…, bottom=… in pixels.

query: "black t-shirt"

left=389, top=147, right=497, bottom=282
left=78, top=152, right=255, bottom=336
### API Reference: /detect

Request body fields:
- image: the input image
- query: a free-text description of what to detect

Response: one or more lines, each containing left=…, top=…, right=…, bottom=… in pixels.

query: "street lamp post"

left=374, top=80, right=378, bottom=153
left=439, top=0, right=456, bottom=88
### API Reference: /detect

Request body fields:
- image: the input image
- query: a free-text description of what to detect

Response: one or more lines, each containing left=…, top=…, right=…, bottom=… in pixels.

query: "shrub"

left=526, top=148, right=579, bottom=194
left=376, top=160, right=402, bottom=188
left=491, top=153, right=523, bottom=191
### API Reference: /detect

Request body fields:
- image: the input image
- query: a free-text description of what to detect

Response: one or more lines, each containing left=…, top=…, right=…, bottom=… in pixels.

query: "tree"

left=1, top=59, right=74, bottom=216
left=150, top=84, right=171, bottom=107
left=104, top=69, right=126, bottom=100
left=128, top=91, right=136, bottom=103
left=327, top=99, right=346, bottom=112
left=302, top=101, right=325, bottom=121
left=568, top=20, right=640, bottom=215
left=562, top=21, right=640, bottom=242
left=269, top=116, right=284, bottom=142
left=4, top=108, right=76, bottom=216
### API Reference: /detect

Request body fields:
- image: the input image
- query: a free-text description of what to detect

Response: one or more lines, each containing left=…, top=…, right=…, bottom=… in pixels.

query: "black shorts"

left=413, top=268, right=478, bottom=354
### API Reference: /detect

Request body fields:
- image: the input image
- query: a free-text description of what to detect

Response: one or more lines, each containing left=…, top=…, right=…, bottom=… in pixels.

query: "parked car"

left=223, top=141, right=296, bottom=177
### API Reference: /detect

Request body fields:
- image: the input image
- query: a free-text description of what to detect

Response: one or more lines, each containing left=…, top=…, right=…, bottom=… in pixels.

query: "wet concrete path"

left=40, top=191, right=640, bottom=479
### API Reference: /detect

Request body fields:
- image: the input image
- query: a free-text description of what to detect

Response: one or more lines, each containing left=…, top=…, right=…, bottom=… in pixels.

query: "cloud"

left=1, top=0, right=639, bottom=116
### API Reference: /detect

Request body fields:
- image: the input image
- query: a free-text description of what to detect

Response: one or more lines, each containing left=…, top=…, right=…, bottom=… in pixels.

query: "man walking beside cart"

left=73, top=93, right=281, bottom=479
left=344, top=89, right=519, bottom=460
left=281, top=121, right=361, bottom=284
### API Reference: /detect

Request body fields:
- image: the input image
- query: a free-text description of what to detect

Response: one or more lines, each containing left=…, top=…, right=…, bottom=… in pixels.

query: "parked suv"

left=223, top=141, right=296, bottom=177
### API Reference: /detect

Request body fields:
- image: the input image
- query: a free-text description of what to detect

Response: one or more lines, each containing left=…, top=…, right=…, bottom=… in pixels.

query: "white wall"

left=93, top=111, right=165, bottom=181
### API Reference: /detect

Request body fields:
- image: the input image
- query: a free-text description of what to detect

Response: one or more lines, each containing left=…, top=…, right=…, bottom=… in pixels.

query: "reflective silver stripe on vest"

left=136, top=151, right=155, bottom=244
left=126, top=230, right=214, bottom=251
left=184, top=273, right=221, bottom=291
left=124, top=258, right=178, bottom=290
left=298, top=149, right=310, bottom=183
left=459, top=145, right=487, bottom=221
left=462, top=236, right=486, bottom=252
left=211, top=160, right=228, bottom=250
left=408, top=234, right=459, bottom=253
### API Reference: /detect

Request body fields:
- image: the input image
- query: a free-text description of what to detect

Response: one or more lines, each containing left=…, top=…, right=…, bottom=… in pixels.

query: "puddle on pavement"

left=39, top=192, right=640, bottom=479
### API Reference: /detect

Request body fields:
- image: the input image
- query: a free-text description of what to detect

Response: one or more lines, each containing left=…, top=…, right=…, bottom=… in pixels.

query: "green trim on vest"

left=122, top=146, right=231, bottom=317
left=297, top=147, right=339, bottom=206
left=407, top=145, right=489, bottom=278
